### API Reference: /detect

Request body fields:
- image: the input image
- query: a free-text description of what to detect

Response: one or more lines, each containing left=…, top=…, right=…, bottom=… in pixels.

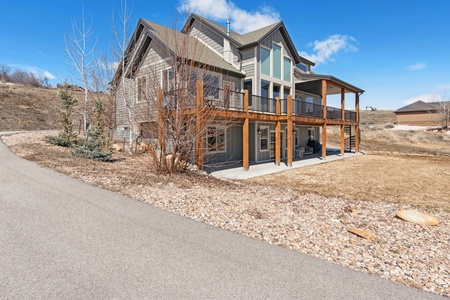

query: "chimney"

left=226, top=19, right=230, bottom=36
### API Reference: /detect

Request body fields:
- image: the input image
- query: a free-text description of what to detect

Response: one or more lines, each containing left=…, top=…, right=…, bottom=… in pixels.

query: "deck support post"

left=158, top=89, right=166, bottom=159
left=322, top=80, right=327, bottom=159
left=340, top=87, right=345, bottom=156
left=196, top=80, right=204, bottom=170
left=355, top=92, right=360, bottom=153
left=275, top=97, right=281, bottom=166
left=287, top=95, right=293, bottom=167
left=243, top=90, right=249, bottom=171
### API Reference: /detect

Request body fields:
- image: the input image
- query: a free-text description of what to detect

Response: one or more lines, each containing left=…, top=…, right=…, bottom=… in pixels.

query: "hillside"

left=0, top=83, right=60, bottom=130
left=359, top=110, right=396, bottom=124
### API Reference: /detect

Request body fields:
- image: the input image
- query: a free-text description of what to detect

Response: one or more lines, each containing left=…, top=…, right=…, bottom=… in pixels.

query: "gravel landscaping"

left=2, top=131, right=449, bottom=297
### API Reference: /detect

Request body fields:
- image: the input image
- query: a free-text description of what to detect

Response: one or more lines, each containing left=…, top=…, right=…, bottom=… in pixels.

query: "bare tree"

left=0, top=64, right=10, bottom=81
left=90, top=53, right=117, bottom=146
left=111, top=0, right=136, bottom=153
left=438, top=97, right=449, bottom=129
left=64, top=8, right=97, bottom=134
left=124, top=18, right=239, bottom=173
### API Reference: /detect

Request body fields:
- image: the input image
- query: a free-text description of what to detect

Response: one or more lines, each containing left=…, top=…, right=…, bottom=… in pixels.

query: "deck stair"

left=344, top=125, right=356, bottom=152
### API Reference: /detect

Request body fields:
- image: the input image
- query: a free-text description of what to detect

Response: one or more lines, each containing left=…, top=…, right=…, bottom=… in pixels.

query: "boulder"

left=348, top=227, right=376, bottom=239
left=137, top=143, right=149, bottom=152
left=396, top=209, right=439, bottom=226
left=112, top=143, right=123, bottom=152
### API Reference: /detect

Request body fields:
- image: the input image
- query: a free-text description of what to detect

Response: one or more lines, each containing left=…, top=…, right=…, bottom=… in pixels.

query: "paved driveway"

left=0, top=136, right=443, bottom=299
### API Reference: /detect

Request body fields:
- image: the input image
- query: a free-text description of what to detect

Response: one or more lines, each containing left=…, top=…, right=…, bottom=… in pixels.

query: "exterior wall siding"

left=396, top=112, right=441, bottom=126
left=205, top=124, right=243, bottom=164
left=190, top=21, right=224, bottom=55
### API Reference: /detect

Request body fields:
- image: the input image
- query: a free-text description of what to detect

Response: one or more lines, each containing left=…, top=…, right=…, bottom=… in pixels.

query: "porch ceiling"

left=295, top=74, right=365, bottom=96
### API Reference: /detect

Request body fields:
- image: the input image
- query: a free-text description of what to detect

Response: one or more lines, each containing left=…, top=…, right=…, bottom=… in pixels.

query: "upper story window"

left=162, top=68, right=175, bottom=92
left=284, top=57, right=291, bottom=81
left=137, top=76, right=147, bottom=103
left=273, top=44, right=281, bottom=79
left=261, top=47, right=270, bottom=76
left=203, top=72, right=220, bottom=99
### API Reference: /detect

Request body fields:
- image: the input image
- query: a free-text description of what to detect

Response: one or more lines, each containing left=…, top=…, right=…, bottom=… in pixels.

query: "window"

left=137, top=76, right=147, bottom=103
left=308, top=128, right=315, bottom=141
left=207, top=126, right=226, bottom=152
left=283, top=87, right=290, bottom=99
left=273, top=44, right=281, bottom=79
left=261, top=47, right=270, bottom=76
left=243, top=80, right=252, bottom=106
left=306, top=97, right=314, bottom=113
left=203, top=73, right=220, bottom=99
left=261, top=80, right=270, bottom=112
left=273, top=84, right=281, bottom=99
left=284, top=57, right=291, bottom=81
left=162, top=68, right=176, bottom=92
left=260, top=126, right=269, bottom=151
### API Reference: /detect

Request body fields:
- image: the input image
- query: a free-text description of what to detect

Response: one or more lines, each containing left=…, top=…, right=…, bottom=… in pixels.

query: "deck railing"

left=292, top=98, right=324, bottom=118
left=249, top=95, right=277, bottom=114
left=165, top=87, right=357, bottom=122
left=326, top=106, right=342, bottom=120
left=204, top=87, right=244, bottom=110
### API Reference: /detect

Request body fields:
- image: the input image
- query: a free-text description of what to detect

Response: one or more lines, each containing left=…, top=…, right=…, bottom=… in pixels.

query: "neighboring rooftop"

left=395, top=100, right=444, bottom=113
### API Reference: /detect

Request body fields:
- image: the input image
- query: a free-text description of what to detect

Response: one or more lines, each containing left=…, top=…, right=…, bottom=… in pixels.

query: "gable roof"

left=113, top=18, right=244, bottom=83
left=395, top=100, right=444, bottom=113
left=183, top=13, right=314, bottom=66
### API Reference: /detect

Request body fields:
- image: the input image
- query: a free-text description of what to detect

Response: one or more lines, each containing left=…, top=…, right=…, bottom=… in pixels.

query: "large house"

left=113, top=13, right=364, bottom=170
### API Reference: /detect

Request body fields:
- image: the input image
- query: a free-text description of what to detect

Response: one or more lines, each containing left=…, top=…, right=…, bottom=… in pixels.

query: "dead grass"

left=248, top=153, right=450, bottom=212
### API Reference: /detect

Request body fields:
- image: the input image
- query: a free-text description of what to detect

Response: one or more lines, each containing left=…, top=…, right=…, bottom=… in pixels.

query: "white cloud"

left=402, top=93, right=445, bottom=105
left=8, top=64, right=56, bottom=81
left=406, top=63, right=426, bottom=71
left=299, top=34, right=357, bottom=65
left=177, top=0, right=280, bottom=33
left=433, top=83, right=450, bottom=93
left=43, top=71, right=56, bottom=80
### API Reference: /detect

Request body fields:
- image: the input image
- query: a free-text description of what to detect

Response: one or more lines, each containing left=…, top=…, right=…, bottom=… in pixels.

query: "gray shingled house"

left=113, top=13, right=364, bottom=170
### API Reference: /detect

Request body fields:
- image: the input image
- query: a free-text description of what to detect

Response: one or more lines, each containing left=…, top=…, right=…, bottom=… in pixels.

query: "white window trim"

left=260, top=45, right=271, bottom=77
left=259, top=125, right=269, bottom=152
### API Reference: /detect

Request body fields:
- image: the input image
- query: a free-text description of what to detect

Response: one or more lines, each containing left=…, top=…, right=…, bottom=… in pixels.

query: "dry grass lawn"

left=248, top=153, right=450, bottom=212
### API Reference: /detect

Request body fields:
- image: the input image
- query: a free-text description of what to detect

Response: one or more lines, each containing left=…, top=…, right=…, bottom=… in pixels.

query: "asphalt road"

left=0, top=135, right=444, bottom=299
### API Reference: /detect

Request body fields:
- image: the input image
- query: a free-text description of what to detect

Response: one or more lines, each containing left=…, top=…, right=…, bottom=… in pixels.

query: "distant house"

left=112, top=13, right=364, bottom=170
left=394, top=101, right=447, bottom=126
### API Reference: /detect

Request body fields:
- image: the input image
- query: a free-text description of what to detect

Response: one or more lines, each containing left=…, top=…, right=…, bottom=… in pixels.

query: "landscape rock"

left=112, top=143, right=123, bottom=152
left=396, top=209, right=440, bottom=226
left=348, top=227, right=376, bottom=239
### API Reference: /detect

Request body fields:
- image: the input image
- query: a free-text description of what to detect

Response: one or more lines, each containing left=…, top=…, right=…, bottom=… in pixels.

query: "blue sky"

left=1, top=0, right=449, bottom=110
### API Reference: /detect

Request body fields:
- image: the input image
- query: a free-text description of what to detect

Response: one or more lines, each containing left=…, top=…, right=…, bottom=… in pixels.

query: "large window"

left=203, top=73, right=220, bottom=99
left=284, top=57, right=291, bottom=81
left=243, top=80, right=252, bottom=106
left=261, top=47, right=270, bottom=76
left=261, top=80, right=270, bottom=112
left=207, top=126, right=226, bottom=153
left=259, top=126, right=269, bottom=151
left=162, top=68, right=175, bottom=92
left=273, top=44, right=281, bottom=79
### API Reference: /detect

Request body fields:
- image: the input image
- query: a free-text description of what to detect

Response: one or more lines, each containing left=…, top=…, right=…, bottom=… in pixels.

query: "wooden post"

left=322, top=80, right=327, bottom=159
left=196, top=80, right=204, bottom=170
left=157, top=88, right=164, bottom=152
left=243, top=90, right=249, bottom=171
left=355, top=92, right=360, bottom=152
left=340, top=88, right=345, bottom=156
left=275, top=97, right=281, bottom=166
left=287, top=95, right=293, bottom=167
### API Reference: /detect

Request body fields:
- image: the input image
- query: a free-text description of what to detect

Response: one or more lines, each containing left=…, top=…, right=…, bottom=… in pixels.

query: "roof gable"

left=395, top=101, right=443, bottom=113
left=182, top=14, right=313, bottom=66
